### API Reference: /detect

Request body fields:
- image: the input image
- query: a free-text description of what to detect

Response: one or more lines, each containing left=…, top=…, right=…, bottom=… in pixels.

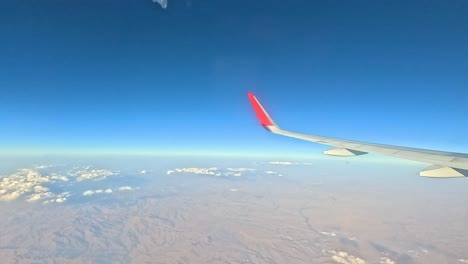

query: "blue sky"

left=0, top=0, right=467, bottom=155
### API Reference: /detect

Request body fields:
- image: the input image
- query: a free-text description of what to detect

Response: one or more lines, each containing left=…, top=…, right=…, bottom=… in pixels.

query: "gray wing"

left=248, top=93, right=468, bottom=178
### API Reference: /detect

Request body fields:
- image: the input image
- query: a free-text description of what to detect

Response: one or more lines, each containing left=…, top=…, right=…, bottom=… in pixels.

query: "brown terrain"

left=0, top=161, right=467, bottom=264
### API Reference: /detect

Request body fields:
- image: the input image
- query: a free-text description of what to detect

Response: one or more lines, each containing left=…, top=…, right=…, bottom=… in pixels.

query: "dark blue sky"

left=1, top=0, right=467, bottom=155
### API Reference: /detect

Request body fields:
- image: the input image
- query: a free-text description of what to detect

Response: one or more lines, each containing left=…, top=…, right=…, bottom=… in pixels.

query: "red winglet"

left=248, top=93, right=275, bottom=127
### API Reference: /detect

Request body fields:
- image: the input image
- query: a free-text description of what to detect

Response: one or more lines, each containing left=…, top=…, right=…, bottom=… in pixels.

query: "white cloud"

left=320, top=231, right=337, bottom=237
left=56, top=197, right=66, bottom=203
left=0, top=167, right=74, bottom=202
left=167, top=167, right=256, bottom=177
left=0, top=168, right=51, bottom=201
left=167, top=167, right=221, bottom=176
left=227, top=168, right=255, bottom=172
left=1, top=191, right=22, bottom=201
left=50, top=174, right=69, bottom=182
left=34, top=185, right=49, bottom=192
left=82, top=186, right=136, bottom=196
left=407, top=248, right=431, bottom=258
left=380, top=257, right=395, bottom=264
left=268, top=161, right=299, bottom=165
left=71, top=168, right=117, bottom=182
left=459, top=259, right=468, bottom=263
left=264, top=171, right=283, bottom=177
left=83, top=190, right=95, bottom=196
left=26, top=192, right=53, bottom=202
left=324, top=250, right=365, bottom=264
left=267, top=161, right=312, bottom=166
left=41, top=192, right=70, bottom=204
left=118, top=186, right=134, bottom=191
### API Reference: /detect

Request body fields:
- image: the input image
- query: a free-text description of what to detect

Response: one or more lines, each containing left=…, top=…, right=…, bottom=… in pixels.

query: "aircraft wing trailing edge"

left=247, top=93, right=468, bottom=178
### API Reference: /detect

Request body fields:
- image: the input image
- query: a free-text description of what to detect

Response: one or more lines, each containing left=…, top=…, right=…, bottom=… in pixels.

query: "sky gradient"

left=1, top=0, right=467, bottom=155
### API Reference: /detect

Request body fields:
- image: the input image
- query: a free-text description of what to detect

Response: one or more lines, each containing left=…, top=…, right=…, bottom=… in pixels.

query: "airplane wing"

left=247, top=93, right=468, bottom=178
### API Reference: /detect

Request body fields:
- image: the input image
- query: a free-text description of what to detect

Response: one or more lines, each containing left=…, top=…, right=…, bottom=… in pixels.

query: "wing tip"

left=247, top=92, right=276, bottom=127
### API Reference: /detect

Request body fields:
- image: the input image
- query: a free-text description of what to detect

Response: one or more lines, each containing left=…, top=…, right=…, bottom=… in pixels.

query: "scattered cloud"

left=69, top=168, right=117, bottom=182
left=227, top=168, right=255, bottom=172
left=83, top=190, right=95, bottom=196
left=50, top=174, right=69, bottom=181
left=459, top=259, right=468, bottom=263
left=42, top=192, right=70, bottom=204
left=167, top=167, right=257, bottom=177
left=380, top=257, right=395, bottom=264
left=323, top=250, right=365, bottom=264
left=0, top=165, right=119, bottom=203
left=266, top=161, right=313, bottom=166
left=269, top=161, right=299, bottom=165
left=118, top=186, right=135, bottom=191
left=82, top=186, right=137, bottom=196
left=35, top=165, right=55, bottom=169
left=320, top=231, right=337, bottom=237
left=167, top=167, right=221, bottom=176
left=264, top=171, right=283, bottom=176
left=407, top=248, right=430, bottom=258
left=0, top=169, right=52, bottom=201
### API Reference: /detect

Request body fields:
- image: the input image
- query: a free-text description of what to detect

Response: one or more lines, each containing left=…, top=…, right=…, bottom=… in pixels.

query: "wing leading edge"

left=247, top=93, right=468, bottom=178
